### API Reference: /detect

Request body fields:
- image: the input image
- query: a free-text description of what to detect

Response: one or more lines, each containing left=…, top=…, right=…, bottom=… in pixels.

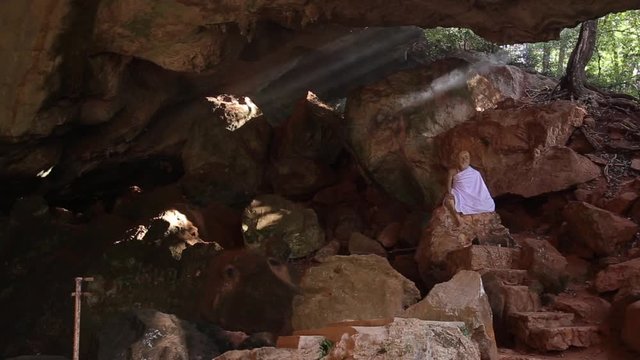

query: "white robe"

left=451, top=166, right=495, bottom=215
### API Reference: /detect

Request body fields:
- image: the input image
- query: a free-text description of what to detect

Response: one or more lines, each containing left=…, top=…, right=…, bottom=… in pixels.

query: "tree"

left=542, top=43, right=551, bottom=75
left=559, top=20, right=598, bottom=97
left=557, top=35, right=568, bottom=76
left=419, top=10, right=640, bottom=98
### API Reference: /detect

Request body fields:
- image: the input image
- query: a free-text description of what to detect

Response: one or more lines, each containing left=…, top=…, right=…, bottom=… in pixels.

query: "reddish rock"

left=610, top=274, right=640, bottom=329
left=523, top=325, right=599, bottom=351
left=621, top=300, right=640, bottom=353
left=575, top=177, right=640, bottom=215
left=517, top=236, right=568, bottom=292
left=482, top=270, right=541, bottom=341
left=348, top=232, right=387, bottom=257
left=628, top=198, right=640, bottom=224
left=437, top=100, right=597, bottom=199
left=550, top=292, right=611, bottom=325
left=416, top=206, right=511, bottom=282
left=508, top=312, right=599, bottom=351
left=563, top=201, right=639, bottom=257
left=602, top=191, right=639, bottom=215
left=447, top=245, right=521, bottom=275
left=567, top=129, right=596, bottom=154
left=346, top=58, right=559, bottom=207
left=377, top=222, right=402, bottom=248
left=594, top=258, right=640, bottom=293
left=565, top=255, right=591, bottom=281
left=483, top=269, right=530, bottom=286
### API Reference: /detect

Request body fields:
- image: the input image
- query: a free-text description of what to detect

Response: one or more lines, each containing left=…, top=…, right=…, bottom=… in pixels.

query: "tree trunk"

left=560, top=20, right=598, bottom=97
left=557, top=37, right=567, bottom=76
left=523, top=43, right=535, bottom=70
left=542, top=43, right=551, bottom=75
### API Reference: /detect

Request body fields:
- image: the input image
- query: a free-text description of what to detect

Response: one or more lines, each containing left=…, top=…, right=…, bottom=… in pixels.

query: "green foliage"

left=458, top=324, right=471, bottom=337
left=588, top=11, right=640, bottom=96
left=421, top=10, right=640, bottom=97
left=422, top=27, right=499, bottom=62
left=318, top=339, right=334, bottom=359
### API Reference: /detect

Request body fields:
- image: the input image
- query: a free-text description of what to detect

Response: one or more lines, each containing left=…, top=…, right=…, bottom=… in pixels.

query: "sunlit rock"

left=242, top=194, right=325, bottom=259
left=402, top=270, right=498, bottom=360
left=346, top=57, right=556, bottom=206
left=181, top=100, right=271, bottom=205
left=291, top=255, right=420, bottom=330
left=97, top=309, right=220, bottom=360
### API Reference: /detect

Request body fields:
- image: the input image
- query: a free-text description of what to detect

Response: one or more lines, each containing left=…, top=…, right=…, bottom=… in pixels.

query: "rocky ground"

left=2, top=56, right=640, bottom=360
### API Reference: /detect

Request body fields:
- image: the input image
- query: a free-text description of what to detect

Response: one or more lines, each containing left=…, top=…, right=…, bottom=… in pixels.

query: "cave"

left=2, top=1, right=640, bottom=359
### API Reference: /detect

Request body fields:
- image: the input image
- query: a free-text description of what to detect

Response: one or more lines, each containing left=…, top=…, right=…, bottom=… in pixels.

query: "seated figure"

left=444, top=150, right=495, bottom=225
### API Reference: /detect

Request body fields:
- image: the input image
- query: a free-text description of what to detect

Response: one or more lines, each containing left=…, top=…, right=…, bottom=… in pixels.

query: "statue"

left=443, top=151, right=495, bottom=226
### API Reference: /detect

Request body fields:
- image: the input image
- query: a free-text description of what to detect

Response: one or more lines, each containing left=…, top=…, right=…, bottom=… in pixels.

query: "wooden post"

left=71, top=277, right=93, bottom=360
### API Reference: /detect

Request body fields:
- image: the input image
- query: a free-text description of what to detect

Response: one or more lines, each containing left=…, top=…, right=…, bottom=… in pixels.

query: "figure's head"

left=457, top=151, right=471, bottom=170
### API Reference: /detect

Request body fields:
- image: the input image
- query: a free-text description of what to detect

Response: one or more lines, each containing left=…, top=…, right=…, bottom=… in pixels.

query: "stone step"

left=523, top=325, right=600, bottom=351
left=502, top=285, right=541, bottom=314
left=499, top=352, right=546, bottom=360
left=482, top=269, right=529, bottom=286
left=508, top=311, right=575, bottom=329
left=447, top=245, right=521, bottom=274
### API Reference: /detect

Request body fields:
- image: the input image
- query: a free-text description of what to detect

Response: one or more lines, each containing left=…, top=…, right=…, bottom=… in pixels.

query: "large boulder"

left=348, top=232, right=387, bottom=257
left=221, top=319, right=480, bottom=359
left=594, top=258, right=640, bottom=293
left=610, top=274, right=640, bottom=332
left=182, top=96, right=271, bottom=205
left=563, top=201, right=639, bottom=257
left=438, top=102, right=599, bottom=197
left=550, top=291, right=611, bottom=325
left=517, top=236, right=568, bottom=293
left=346, top=57, right=556, bottom=206
left=269, top=92, right=343, bottom=197
left=402, top=270, right=498, bottom=360
left=291, top=255, right=420, bottom=330
left=622, top=300, right=640, bottom=353
left=242, top=194, right=325, bottom=259
left=86, top=211, right=222, bottom=322
left=286, top=318, right=480, bottom=360
left=97, top=309, right=220, bottom=360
